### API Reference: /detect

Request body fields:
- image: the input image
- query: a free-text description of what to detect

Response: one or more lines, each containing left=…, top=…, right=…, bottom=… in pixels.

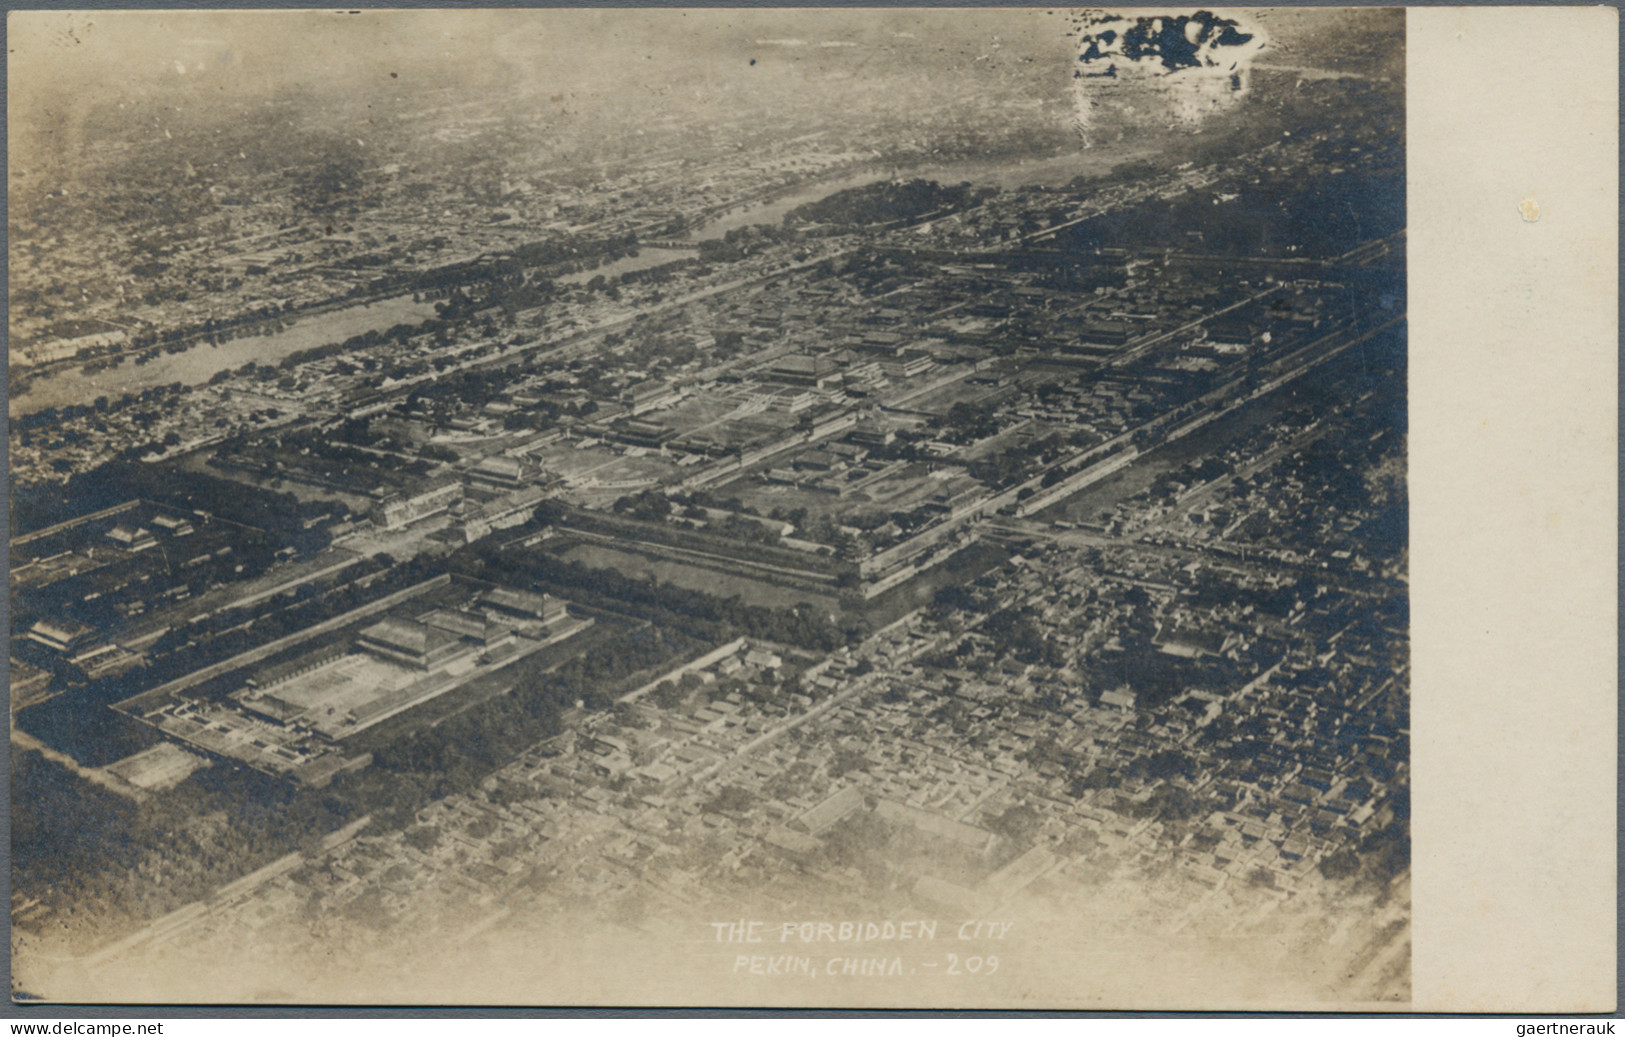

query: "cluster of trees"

left=980, top=606, right=1068, bottom=668
left=712, top=330, right=749, bottom=358
left=646, top=672, right=701, bottom=711
left=802, top=809, right=894, bottom=887
left=274, top=318, right=448, bottom=371
left=1318, top=791, right=1408, bottom=889
left=269, top=428, right=436, bottom=480
left=413, top=254, right=524, bottom=297
left=213, top=439, right=413, bottom=499
left=361, top=623, right=688, bottom=825
left=826, top=747, right=872, bottom=781
left=1115, top=782, right=1208, bottom=824
left=668, top=487, right=751, bottom=516
left=698, top=510, right=784, bottom=548
left=966, top=431, right=1081, bottom=490
left=116, top=301, right=298, bottom=355
left=850, top=241, right=938, bottom=274
left=860, top=433, right=927, bottom=466
left=1126, top=747, right=1199, bottom=783
left=1094, top=644, right=1247, bottom=715
left=319, top=235, right=606, bottom=317
left=696, top=223, right=794, bottom=264
left=614, top=256, right=698, bottom=289
left=404, top=364, right=516, bottom=416
left=670, top=496, right=856, bottom=554
left=426, top=273, right=560, bottom=325
left=511, top=232, right=639, bottom=275
left=1058, top=158, right=1403, bottom=263
left=11, top=750, right=355, bottom=955
left=648, top=665, right=806, bottom=715
left=419, top=443, right=461, bottom=463
left=14, top=382, right=189, bottom=437
left=784, top=179, right=993, bottom=229
left=611, top=488, right=671, bottom=523
left=931, top=582, right=998, bottom=616
left=931, top=401, right=1002, bottom=445
left=703, top=785, right=757, bottom=818
left=1144, top=456, right=1234, bottom=507
left=986, top=803, right=1044, bottom=846
left=1184, top=569, right=1303, bottom=618
left=752, top=504, right=861, bottom=556
left=306, top=245, right=557, bottom=321
left=614, top=328, right=703, bottom=371
left=365, top=689, right=564, bottom=824
left=328, top=417, right=385, bottom=449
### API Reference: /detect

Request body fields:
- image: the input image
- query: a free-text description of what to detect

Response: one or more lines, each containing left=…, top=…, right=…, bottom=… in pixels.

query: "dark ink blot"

left=1080, top=11, right=1255, bottom=75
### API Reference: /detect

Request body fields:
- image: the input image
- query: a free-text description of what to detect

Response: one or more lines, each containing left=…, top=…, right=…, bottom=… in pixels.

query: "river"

left=10, top=293, right=438, bottom=418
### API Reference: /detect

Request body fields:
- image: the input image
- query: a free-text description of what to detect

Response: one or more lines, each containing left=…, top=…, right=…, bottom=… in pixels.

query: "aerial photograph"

left=9, top=8, right=1409, bottom=1007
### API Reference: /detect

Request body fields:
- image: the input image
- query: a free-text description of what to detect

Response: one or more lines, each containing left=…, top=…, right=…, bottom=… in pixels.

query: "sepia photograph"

left=5, top=4, right=1469, bottom=1010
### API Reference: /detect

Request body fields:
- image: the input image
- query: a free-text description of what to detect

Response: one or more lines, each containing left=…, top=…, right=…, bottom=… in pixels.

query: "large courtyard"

left=117, top=577, right=595, bottom=784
